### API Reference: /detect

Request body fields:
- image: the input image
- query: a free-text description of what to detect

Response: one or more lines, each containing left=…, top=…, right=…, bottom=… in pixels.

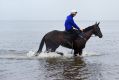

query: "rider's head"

left=71, top=10, right=77, bottom=17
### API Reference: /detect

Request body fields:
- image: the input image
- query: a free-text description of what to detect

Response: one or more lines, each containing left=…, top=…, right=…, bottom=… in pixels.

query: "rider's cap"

left=71, top=9, right=77, bottom=14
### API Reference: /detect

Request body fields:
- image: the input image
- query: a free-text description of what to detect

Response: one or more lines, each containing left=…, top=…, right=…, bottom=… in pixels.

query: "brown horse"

left=36, top=22, right=103, bottom=56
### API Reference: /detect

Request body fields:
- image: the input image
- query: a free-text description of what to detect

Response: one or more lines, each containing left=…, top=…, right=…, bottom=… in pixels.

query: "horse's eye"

left=96, top=27, right=99, bottom=30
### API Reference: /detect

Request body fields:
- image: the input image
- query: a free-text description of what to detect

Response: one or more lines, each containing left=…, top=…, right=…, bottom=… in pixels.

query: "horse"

left=36, top=22, right=103, bottom=56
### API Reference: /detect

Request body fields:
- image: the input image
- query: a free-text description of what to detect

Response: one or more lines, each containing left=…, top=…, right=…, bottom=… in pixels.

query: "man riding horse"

left=35, top=10, right=103, bottom=56
left=64, top=10, right=84, bottom=45
left=65, top=10, right=84, bottom=37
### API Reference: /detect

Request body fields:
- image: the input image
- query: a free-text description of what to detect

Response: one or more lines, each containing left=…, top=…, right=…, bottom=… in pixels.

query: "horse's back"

left=44, top=30, right=65, bottom=41
left=45, top=30, right=68, bottom=37
left=47, top=30, right=66, bottom=34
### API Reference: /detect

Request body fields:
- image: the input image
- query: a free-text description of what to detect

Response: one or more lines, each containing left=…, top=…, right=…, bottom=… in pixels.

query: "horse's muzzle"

left=99, top=34, right=103, bottom=38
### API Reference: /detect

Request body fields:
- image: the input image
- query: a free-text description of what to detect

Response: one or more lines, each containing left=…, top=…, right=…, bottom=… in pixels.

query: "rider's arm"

left=70, top=18, right=80, bottom=30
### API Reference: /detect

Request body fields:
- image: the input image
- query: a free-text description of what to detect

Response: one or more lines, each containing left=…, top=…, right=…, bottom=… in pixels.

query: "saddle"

left=66, top=29, right=85, bottom=40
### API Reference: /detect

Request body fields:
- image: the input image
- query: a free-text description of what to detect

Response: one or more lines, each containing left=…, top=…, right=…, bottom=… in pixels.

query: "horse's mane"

left=83, top=25, right=94, bottom=32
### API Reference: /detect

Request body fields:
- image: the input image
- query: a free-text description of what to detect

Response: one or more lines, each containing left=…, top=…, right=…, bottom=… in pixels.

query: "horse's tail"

left=37, top=36, right=45, bottom=53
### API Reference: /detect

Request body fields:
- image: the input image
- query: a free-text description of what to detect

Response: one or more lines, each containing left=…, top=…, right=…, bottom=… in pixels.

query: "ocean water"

left=0, top=20, right=119, bottom=80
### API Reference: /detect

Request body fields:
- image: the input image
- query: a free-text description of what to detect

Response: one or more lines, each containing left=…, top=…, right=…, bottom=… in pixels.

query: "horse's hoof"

left=56, top=52, right=64, bottom=56
left=74, top=54, right=77, bottom=57
left=34, top=53, right=39, bottom=56
left=34, top=52, right=41, bottom=56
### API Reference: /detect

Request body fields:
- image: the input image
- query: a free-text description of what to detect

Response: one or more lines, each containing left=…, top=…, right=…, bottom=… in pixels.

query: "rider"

left=64, top=10, right=83, bottom=39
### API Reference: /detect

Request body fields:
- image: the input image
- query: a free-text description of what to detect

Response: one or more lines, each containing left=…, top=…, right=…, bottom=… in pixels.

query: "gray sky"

left=0, top=0, right=119, bottom=20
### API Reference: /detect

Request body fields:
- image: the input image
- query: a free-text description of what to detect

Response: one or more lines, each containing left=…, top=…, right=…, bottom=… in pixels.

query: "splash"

left=27, top=51, right=73, bottom=58
left=26, top=50, right=99, bottom=58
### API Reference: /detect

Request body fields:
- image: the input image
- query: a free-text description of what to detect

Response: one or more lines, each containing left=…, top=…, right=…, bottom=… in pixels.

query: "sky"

left=0, top=0, right=119, bottom=21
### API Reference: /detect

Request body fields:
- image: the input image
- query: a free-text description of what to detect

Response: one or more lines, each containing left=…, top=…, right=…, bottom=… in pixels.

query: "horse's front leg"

left=74, top=50, right=78, bottom=56
left=78, top=49, right=83, bottom=55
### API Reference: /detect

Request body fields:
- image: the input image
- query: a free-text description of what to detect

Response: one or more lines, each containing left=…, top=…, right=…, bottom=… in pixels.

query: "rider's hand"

left=80, top=28, right=84, bottom=32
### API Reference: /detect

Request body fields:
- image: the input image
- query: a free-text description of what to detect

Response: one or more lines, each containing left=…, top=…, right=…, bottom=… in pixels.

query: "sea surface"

left=0, top=20, right=119, bottom=80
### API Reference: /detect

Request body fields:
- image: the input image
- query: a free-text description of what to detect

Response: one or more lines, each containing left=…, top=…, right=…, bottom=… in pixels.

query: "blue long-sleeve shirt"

left=65, top=14, right=80, bottom=31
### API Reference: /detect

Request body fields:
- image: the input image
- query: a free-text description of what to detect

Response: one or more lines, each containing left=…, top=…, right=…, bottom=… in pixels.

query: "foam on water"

left=27, top=50, right=99, bottom=58
left=0, top=49, right=99, bottom=60
left=82, top=51, right=99, bottom=57
left=26, top=45, right=100, bottom=58
left=27, top=51, right=73, bottom=58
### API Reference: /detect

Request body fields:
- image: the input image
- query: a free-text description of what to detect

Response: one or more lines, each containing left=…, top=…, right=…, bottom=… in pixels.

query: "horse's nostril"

left=99, top=35, right=103, bottom=38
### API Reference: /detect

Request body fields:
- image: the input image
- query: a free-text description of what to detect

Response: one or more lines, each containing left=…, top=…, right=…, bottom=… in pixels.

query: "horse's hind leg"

left=56, top=51, right=63, bottom=56
left=45, top=42, right=53, bottom=53
left=46, top=44, right=59, bottom=53
left=51, top=45, right=59, bottom=52
left=46, top=48, right=51, bottom=53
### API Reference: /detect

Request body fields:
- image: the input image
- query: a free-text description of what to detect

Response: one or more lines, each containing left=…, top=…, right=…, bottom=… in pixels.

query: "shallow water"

left=0, top=21, right=119, bottom=80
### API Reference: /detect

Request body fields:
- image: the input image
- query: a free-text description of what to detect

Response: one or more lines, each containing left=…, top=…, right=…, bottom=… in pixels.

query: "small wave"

left=0, top=49, right=31, bottom=60
left=0, top=55, right=28, bottom=59
left=82, top=51, right=99, bottom=57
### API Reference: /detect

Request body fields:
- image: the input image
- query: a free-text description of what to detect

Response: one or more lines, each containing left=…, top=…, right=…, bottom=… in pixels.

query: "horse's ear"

left=95, top=22, right=97, bottom=25
left=97, top=22, right=100, bottom=25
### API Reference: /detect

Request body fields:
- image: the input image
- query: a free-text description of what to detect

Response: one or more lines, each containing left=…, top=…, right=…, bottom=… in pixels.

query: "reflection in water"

left=62, top=57, right=86, bottom=80
left=0, top=50, right=103, bottom=80
left=39, top=57, right=103, bottom=80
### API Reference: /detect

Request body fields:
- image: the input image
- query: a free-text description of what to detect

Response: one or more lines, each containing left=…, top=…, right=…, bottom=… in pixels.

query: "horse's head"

left=92, top=22, right=103, bottom=38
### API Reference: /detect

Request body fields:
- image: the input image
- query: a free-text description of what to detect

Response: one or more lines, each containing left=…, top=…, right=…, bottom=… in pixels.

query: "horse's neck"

left=84, top=29, right=93, bottom=41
